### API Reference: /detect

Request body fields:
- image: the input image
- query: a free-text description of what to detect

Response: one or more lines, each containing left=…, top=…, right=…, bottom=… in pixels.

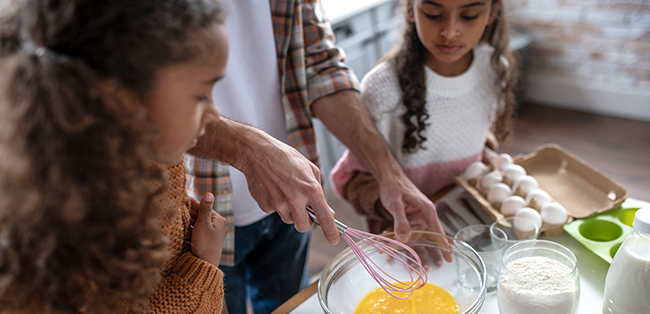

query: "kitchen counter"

left=274, top=228, right=613, bottom=314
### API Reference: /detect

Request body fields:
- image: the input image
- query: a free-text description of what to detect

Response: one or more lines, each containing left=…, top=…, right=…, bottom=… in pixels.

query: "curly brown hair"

left=0, top=1, right=224, bottom=313
left=387, top=0, right=518, bottom=153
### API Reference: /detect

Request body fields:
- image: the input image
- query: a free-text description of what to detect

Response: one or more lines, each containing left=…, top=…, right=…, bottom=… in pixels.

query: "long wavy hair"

left=0, top=1, right=224, bottom=313
left=386, top=0, right=518, bottom=153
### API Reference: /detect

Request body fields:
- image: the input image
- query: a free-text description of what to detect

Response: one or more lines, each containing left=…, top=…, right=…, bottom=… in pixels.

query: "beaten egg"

left=355, top=282, right=460, bottom=314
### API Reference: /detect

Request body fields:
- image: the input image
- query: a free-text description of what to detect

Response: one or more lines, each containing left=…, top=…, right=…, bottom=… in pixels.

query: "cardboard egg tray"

left=563, top=199, right=649, bottom=264
left=454, top=143, right=629, bottom=236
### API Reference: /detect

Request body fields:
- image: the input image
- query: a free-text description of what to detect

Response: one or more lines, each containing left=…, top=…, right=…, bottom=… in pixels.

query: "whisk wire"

left=307, top=207, right=428, bottom=299
left=345, top=228, right=428, bottom=298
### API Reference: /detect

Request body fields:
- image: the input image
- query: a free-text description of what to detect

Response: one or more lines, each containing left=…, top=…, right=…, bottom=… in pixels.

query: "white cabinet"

left=373, top=0, right=402, bottom=58
left=334, top=9, right=378, bottom=81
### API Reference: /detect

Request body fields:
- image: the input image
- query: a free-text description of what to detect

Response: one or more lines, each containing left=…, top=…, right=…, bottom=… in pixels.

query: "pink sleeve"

left=329, top=149, right=369, bottom=196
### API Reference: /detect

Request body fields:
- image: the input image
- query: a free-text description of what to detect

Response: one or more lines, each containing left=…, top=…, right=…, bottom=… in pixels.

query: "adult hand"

left=188, top=193, right=228, bottom=266
left=189, top=118, right=340, bottom=245
left=378, top=173, right=453, bottom=263
left=242, top=136, right=340, bottom=245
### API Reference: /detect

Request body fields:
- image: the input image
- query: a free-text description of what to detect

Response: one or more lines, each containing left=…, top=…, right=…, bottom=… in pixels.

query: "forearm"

left=189, top=117, right=279, bottom=172
left=311, top=90, right=403, bottom=183
left=188, top=116, right=340, bottom=244
left=313, top=92, right=447, bottom=246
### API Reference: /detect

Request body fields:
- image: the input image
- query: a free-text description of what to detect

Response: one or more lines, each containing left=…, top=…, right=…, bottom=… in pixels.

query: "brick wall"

left=508, top=0, right=650, bottom=121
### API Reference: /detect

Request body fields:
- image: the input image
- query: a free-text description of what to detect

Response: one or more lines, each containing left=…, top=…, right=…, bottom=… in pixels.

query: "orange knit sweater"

left=148, top=161, right=224, bottom=313
left=6, top=161, right=223, bottom=314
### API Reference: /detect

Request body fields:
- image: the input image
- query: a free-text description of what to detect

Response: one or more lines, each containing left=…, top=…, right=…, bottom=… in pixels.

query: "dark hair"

left=0, top=1, right=224, bottom=313
left=387, top=0, right=518, bottom=153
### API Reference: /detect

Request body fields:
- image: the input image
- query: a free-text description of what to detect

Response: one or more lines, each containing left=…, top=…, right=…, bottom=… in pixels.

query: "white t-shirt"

left=213, top=0, right=285, bottom=226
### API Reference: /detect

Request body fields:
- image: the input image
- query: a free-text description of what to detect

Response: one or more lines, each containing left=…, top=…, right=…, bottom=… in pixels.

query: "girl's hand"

left=189, top=193, right=227, bottom=266
left=482, top=146, right=499, bottom=165
left=483, top=131, right=500, bottom=164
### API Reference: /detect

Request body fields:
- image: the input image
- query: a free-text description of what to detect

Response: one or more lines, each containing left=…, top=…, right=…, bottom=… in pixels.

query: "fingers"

left=425, top=203, right=453, bottom=263
left=439, top=235, right=453, bottom=263
left=289, top=205, right=312, bottom=233
left=387, top=199, right=411, bottom=242
left=429, top=244, right=445, bottom=267
left=211, top=210, right=228, bottom=231
left=197, top=193, right=215, bottom=227
left=289, top=181, right=325, bottom=234
left=310, top=200, right=340, bottom=245
left=189, top=198, right=199, bottom=225
left=414, top=246, right=431, bottom=271
left=189, top=196, right=200, bottom=209
left=266, top=178, right=334, bottom=238
left=273, top=200, right=311, bottom=233
left=189, top=193, right=222, bottom=266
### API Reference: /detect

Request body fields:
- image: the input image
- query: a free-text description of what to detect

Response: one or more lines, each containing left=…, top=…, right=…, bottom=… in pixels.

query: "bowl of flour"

left=497, top=240, right=580, bottom=314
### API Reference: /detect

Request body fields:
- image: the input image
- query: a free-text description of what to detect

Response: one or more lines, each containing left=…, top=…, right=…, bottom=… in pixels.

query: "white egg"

left=487, top=183, right=513, bottom=206
left=500, top=195, right=527, bottom=216
left=492, top=153, right=513, bottom=170
left=464, top=161, right=488, bottom=181
left=480, top=171, right=503, bottom=192
left=526, top=189, right=552, bottom=210
left=512, top=175, right=539, bottom=197
left=502, top=164, right=527, bottom=186
left=541, top=202, right=568, bottom=225
left=515, top=207, right=543, bottom=232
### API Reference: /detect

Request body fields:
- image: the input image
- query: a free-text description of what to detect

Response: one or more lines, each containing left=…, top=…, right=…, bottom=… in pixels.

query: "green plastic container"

left=563, top=199, right=649, bottom=264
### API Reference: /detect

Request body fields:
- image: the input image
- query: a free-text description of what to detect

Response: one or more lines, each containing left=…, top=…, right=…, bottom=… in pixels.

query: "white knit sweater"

left=331, top=44, right=502, bottom=197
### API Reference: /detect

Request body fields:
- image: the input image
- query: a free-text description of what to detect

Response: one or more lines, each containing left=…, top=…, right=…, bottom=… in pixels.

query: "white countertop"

left=322, top=0, right=393, bottom=24
left=290, top=232, right=609, bottom=314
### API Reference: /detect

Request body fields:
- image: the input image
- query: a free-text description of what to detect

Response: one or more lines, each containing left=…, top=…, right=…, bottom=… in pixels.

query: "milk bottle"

left=603, top=207, right=650, bottom=314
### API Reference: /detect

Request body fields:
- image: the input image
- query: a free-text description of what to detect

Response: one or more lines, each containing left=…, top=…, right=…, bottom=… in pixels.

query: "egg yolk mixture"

left=355, top=282, right=460, bottom=314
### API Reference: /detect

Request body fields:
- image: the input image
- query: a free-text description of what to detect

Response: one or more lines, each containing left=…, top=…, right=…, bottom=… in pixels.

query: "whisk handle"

left=305, top=206, right=348, bottom=235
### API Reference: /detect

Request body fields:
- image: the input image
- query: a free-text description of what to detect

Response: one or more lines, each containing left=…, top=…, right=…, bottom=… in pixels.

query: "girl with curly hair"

left=0, top=0, right=228, bottom=313
left=331, top=0, right=518, bottom=234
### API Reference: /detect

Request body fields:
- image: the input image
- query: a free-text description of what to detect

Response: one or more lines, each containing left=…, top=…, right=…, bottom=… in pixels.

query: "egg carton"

left=454, top=144, right=628, bottom=236
left=563, top=199, right=649, bottom=264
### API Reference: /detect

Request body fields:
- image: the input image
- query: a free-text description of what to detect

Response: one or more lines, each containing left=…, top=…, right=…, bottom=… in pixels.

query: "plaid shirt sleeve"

left=273, top=0, right=361, bottom=161
left=300, top=0, right=360, bottom=105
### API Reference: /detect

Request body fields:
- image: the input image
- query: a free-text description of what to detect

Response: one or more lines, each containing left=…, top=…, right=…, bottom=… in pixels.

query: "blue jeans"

left=220, top=212, right=311, bottom=314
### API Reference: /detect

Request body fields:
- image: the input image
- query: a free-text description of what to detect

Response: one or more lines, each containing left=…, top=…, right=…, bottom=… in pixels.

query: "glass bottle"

left=603, top=207, right=650, bottom=314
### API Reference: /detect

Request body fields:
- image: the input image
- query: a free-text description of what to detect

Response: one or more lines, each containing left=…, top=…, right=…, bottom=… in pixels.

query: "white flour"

left=497, top=256, right=579, bottom=314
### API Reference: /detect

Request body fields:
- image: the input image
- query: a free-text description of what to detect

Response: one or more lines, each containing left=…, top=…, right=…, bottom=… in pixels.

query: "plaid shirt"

left=185, top=0, right=359, bottom=266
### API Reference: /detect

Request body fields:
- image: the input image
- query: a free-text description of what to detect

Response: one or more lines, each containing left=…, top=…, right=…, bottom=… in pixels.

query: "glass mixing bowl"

left=318, top=231, right=487, bottom=314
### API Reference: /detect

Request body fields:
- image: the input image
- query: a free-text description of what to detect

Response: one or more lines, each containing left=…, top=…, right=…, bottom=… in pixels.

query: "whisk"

left=306, top=207, right=428, bottom=299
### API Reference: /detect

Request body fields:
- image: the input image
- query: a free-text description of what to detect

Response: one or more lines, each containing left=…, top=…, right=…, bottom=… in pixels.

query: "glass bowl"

left=497, top=240, right=580, bottom=314
left=317, top=231, right=487, bottom=314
